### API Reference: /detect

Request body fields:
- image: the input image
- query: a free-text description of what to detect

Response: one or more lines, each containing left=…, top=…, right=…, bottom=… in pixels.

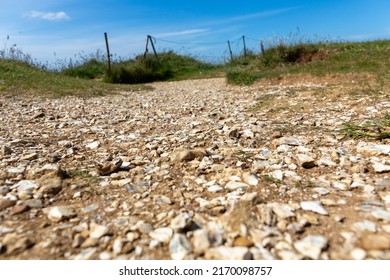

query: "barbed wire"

left=151, top=36, right=227, bottom=46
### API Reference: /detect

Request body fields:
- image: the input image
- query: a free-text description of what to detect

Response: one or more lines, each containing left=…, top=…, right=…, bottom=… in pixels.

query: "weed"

left=338, top=115, right=390, bottom=140
left=66, top=168, right=99, bottom=184
left=234, top=150, right=255, bottom=160
left=262, top=174, right=282, bottom=185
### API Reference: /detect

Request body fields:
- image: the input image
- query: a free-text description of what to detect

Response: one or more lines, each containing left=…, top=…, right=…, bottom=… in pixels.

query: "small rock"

left=205, top=246, right=252, bottom=260
left=350, top=248, right=367, bottom=260
left=82, top=204, right=99, bottom=213
left=225, top=181, right=249, bottom=191
left=169, top=233, right=192, bottom=260
left=86, top=141, right=100, bottom=149
left=73, top=248, right=97, bottom=260
left=33, top=112, right=45, bottom=119
left=47, top=206, right=76, bottom=222
left=372, top=162, right=390, bottom=173
left=14, top=180, right=39, bottom=194
left=0, top=199, right=16, bottom=211
left=207, top=185, right=224, bottom=193
left=192, top=229, right=211, bottom=255
left=10, top=202, right=30, bottom=215
left=371, top=209, right=390, bottom=221
left=174, top=148, right=207, bottom=162
left=233, top=236, right=254, bottom=247
left=296, top=154, right=316, bottom=169
left=268, top=203, right=296, bottom=219
left=112, top=237, right=123, bottom=255
left=1, top=145, right=12, bottom=155
left=90, top=224, right=110, bottom=239
left=271, top=170, right=283, bottom=181
left=149, top=227, right=173, bottom=243
left=154, top=195, right=173, bottom=205
left=170, top=212, right=190, bottom=231
left=7, top=166, right=26, bottom=174
left=352, top=220, right=377, bottom=232
left=243, top=173, right=259, bottom=186
left=360, top=234, right=390, bottom=250
left=96, top=158, right=123, bottom=175
left=294, top=235, right=328, bottom=259
left=37, top=176, right=62, bottom=195
left=301, top=201, right=328, bottom=215
left=357, top=144, right=390, bottom=156
left=5, top=236, right=34, bottom=254
left=21, top=153, right=38, bottom=161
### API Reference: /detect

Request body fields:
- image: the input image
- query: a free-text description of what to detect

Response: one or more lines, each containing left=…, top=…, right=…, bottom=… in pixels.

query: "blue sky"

left=1, top=0, right=390, bottom=64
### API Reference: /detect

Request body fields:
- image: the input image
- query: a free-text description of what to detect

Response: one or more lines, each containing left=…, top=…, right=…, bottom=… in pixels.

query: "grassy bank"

left=0, top=50, right=222, bottom=97
left=226, top=40, right=390, bottom=85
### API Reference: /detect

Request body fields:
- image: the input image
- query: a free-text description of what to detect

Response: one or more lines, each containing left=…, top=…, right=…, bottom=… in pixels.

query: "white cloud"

left=24, top=10, right=70, bottom=21
left=155, top=29, right=209, bottom=38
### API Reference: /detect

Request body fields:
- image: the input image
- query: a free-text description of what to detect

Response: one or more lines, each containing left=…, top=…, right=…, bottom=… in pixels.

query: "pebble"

left=149, top=227, right=173, bottom=243
left=192, top=229, right=211, bottom=254
left=85, top=141, right=100, bottom=149
left=0, top=199, right=16, bottom=211
left=360, top=234, right=390, bottom=250
left=372, top=162, right=390, bottom=173
left=371, top=209, right=390, bottom=221
left=294, top=235, right=328, bottom=259
left=47, top=206, right=76, bottom=222
left=225, top=181, right=249, bottom=191
left=296, top=154, right=316, bottom=169
left=169, top=233, right=192, bottom=260
left=300, top=201, right=329, bottom=215
left=205, top=246, right=252, bottom=260
left=90, top=224, right=110, bottom=239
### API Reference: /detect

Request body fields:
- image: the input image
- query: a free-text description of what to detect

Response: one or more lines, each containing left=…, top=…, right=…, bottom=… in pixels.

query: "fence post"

left=227, top=40, right=233, bottom=62
left=148, top=35, right=159, bottom=60
left=242, top=35, right=247, bottom=57
left=143, top=35, right=150, bottom=59
left=104, top=32, right=111, bottom=76
left=260, top=40, right=265, bottom=55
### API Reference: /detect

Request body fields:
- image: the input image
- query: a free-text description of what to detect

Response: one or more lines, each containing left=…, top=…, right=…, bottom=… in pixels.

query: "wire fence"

left=140, top=35, right=265, bottom=63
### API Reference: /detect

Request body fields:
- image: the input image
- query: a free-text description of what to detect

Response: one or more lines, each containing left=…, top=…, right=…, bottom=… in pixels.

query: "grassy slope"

left=0, top=59, right=150, bottom=97
left=226, top=40, right=390, bottom=85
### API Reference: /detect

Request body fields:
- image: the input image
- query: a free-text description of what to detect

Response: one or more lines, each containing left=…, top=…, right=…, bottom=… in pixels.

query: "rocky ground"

left=1, top=76, right=390, bottom=260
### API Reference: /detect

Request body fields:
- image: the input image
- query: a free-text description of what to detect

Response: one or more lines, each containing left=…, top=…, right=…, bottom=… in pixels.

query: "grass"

left=226, top=39, right=390, bottom=85
left=105, top=51, right=224, bottom=84
left=66, top=168, right=99, bottom=184
left=0, top=58, right=150, bottom=97
left=338, top=114, right=390, bottom=140
left=0, top=47, right=224, bottom=97
left=2, top=38, right=390, bottom=96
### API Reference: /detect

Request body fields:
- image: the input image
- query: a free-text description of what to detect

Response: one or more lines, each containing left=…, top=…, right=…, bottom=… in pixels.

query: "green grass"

left=0, top=48, right=223, bottom=97
left=338, top=114, right=390, bottom=140
left=105, top=51, right=224, bottom=84
left=0, top=59, right=150, bottom=97
left=226, top=40, right=390, bottom=85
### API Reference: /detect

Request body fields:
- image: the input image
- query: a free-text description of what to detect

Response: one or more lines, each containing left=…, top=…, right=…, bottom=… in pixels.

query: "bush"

left=62, top=59, right=107, bottom=79
left=105, top=55, right=172, bottom=84
left=104, top=51, right=218, bottom=84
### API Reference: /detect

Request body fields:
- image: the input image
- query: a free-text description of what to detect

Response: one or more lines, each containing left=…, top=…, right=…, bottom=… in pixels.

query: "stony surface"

left=1, top=76, right=390, bottom=259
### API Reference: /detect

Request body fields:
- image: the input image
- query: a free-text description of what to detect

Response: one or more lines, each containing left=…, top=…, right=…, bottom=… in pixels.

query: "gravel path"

left=1, top=77, right=390, bottom=260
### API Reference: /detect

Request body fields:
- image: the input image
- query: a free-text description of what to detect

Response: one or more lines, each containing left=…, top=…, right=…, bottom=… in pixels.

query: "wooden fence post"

left=242, top=35, right=247, bottom=57
left=104, top=32, right=111, bottom=76
left=260, top=40, right=265, bottom=55
left=227, top=41, right=233, bottom=62
left=143, top=35, right=150, bottom=59
left=148, top=35, right=159, bottom=60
